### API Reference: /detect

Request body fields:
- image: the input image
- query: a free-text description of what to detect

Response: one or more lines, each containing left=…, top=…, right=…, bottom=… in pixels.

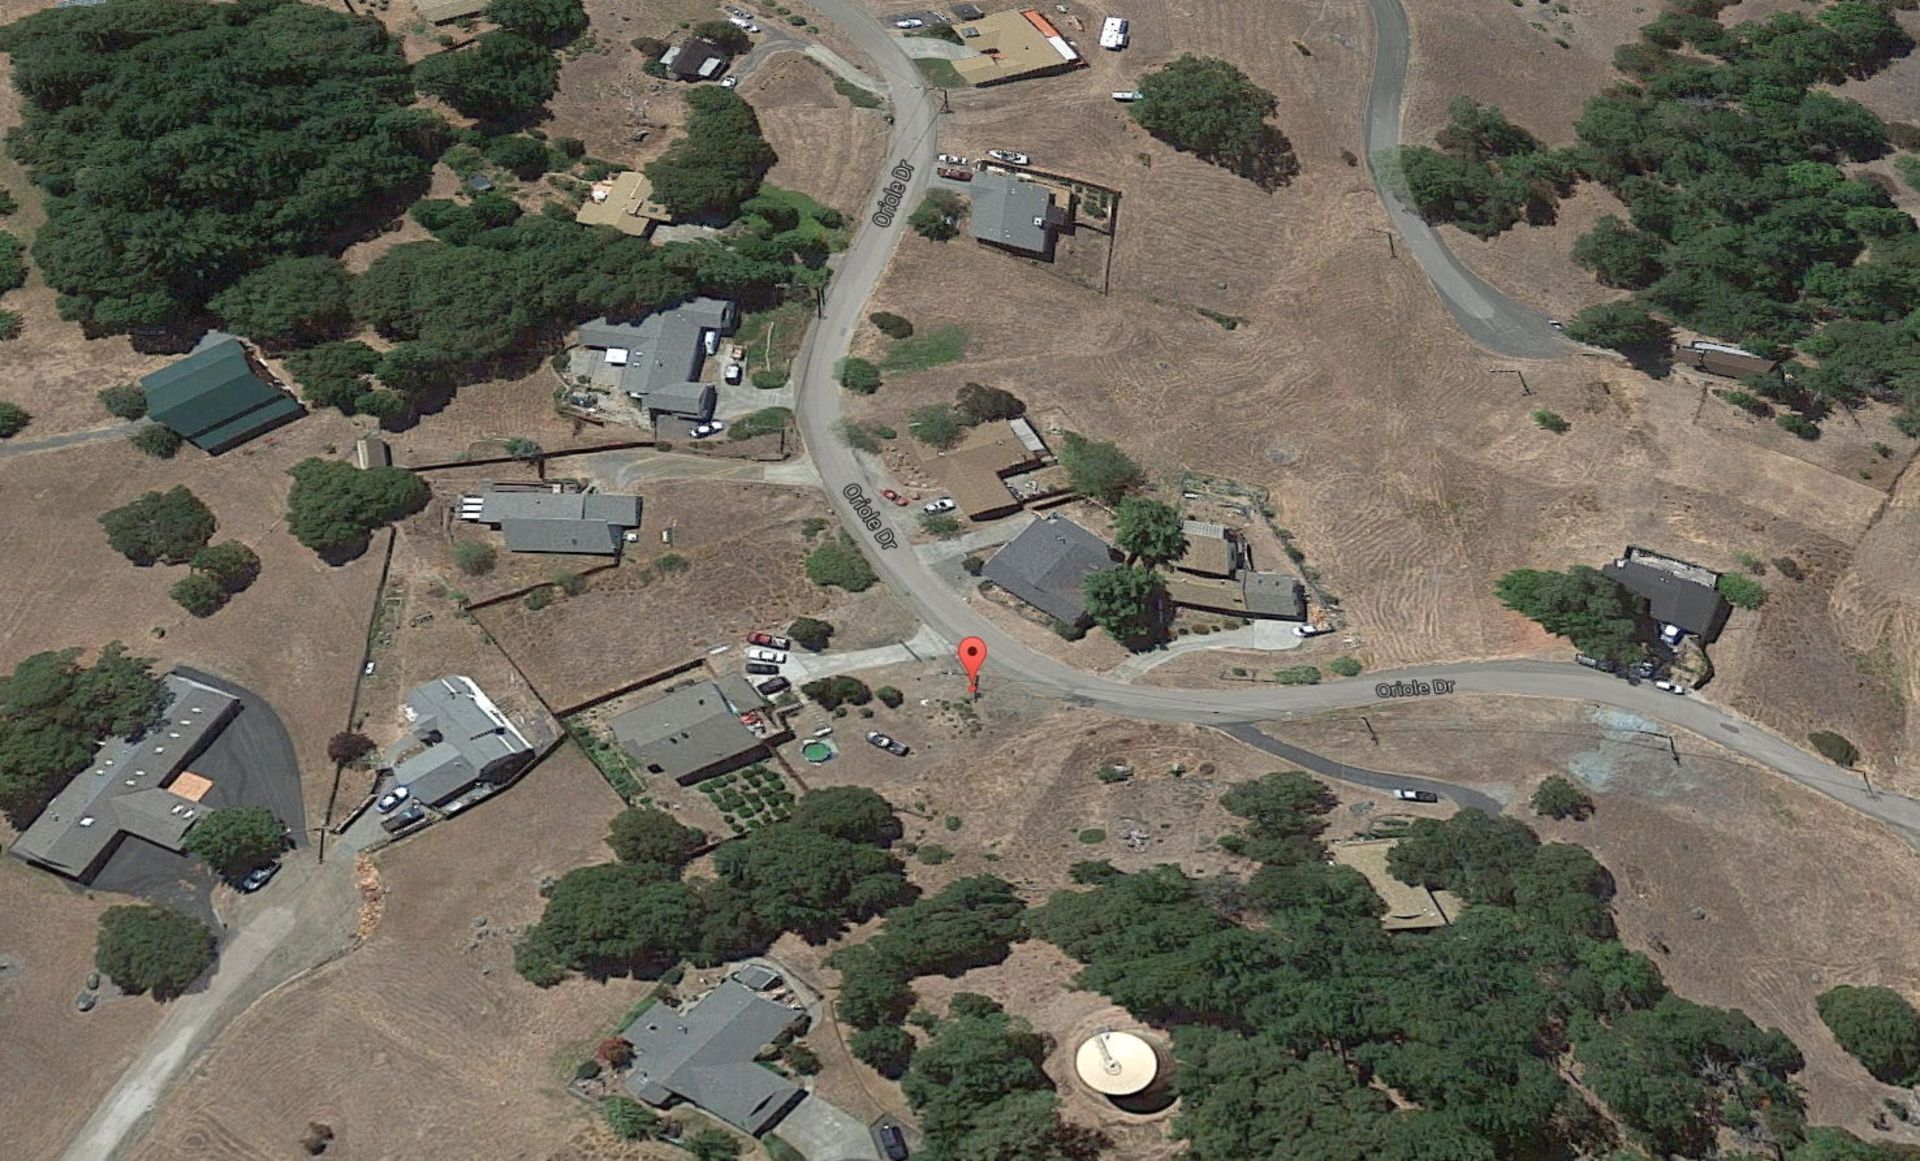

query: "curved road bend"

left=1360, top=0, right=1573, bottom=359
left=786, top=6, right=1920, bottom=834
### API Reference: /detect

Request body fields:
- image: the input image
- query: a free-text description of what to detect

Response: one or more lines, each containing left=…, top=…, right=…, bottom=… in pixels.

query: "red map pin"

left=957, top=637, right=987, bottom=695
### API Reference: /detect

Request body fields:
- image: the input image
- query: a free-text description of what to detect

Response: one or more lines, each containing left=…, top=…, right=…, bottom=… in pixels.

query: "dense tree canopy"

left=95, top=904, right=215, bottom=999
left=284, top=459, right=428, bottom=560
left=1112, top=497, right=1186, bottom=566
left=1817, top=984, right=1920, bottom=1085
left=98, top=486, right=216, bottom=566
left=606, top=805, right=706, bottom=867
left=1028, top=773, right=1851, bottom=1160
left=1131, top=54, right=1297, bottom=189
left=0, top=0, right=441, bottom=333
left=413, top=31, right=558, bottom=124
left=1395, top=0, right=1920, bottom=431
left=1494, top=565, right=1645, bottom=661
left=1056, top=431, right=1142, bottom=502
left=903, top=995, right=1101, bottom=1161
left=1082, top=565, right=1166, bottom=648
left=206, top=256, right=353, bottom=351
left=486, top=0, right=586, bottom=45
left=0, top=643, right=165, bottom=824
left=182, top=805, right=284, bottom=878
left=644, top=88, right=777, bottom=221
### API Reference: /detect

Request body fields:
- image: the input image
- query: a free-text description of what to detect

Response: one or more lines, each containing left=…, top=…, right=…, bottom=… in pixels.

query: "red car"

left=937, top=166, right=974, bottom=182
left=748, top=632, right=792, bottom=650
left=880, top=488, right=909, bottom=506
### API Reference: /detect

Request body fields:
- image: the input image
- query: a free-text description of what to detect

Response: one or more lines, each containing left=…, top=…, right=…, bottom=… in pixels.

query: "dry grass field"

left=751, top=53, right=892, bottom=217
left=848, top=0, right=1920, bottom=779
left=471, top=480, right=841, bottom=707
left=0, top=860, right=169, bottom=1161
left=122, top=748, right=637, bottom=1161
left=0, top=423, right=383, bottom=826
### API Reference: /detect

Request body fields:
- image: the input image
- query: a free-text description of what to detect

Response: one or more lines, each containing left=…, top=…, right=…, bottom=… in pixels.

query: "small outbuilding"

left=143, top=334, right=304, bottom=454
left=662, top=38, right=729, bottom=81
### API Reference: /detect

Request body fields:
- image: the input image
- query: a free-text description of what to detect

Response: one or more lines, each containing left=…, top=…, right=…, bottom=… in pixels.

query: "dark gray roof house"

left=1601, top=548, right=1732, bottom=641
left=969, top=172, right=1067, bottom=259
left=142, top=333, right=304, bottom=454
left=8, top=674, right=239, bottom=881
left=459, top=489, right=643, bottom=555
left=662, top=37, right=730, bottom=81
left=611, top=677, right=774, bottom=786
left=389, top=676, right=535, bottom=807
left=1241, top=572, right=1307, bottom=619
left=982, top=515, right=1119, bottom=625
left=621, top=980, right=807, bottom=1136
left=577, top=298, right=738, bottom=421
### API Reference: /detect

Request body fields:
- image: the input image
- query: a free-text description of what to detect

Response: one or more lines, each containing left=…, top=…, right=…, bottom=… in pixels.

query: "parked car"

left=375, top=786, right=411, bottom=814
left=894, top=17, right=924, bottom=27
left=755, top=676, right=791, bottom=696
left=1392, top=788, right=1441, bottom=804
left=1627, top=659, right=1659, bottom=681
left=1292, top=623, right=1332, bottom=638
left=986, top=149, right=1030, bottom=164
left=1652, top=679, right=1688, bottom=695
left=937, top=166, right=974, bottom=181
left=937, top=153, right=969, bottom=165
left=877, top=1124, right=911, bottom=1161
left=748, top=632, right=793, bottom=649
left=1111, top=90, right=1143, bottom=101
left=381, top=804, right=426, bottom=834
left=720, top=76, right=740, bottom=88
left=866, top=731, right=911, bottom=756
left=691, top=420, right=725, bottom=438
left=746, top=647, right=788, bottom=664
left=745, top=662, right=782, bottom=675
left=880, top=488, right=909, bottom=506
left=923, top=497, right=956, bottom=514
left=1573, top=653, right=1619, bottom=673
left=724, top=362, right=744, bottom=384
left=363, top=660, right=377, bottom=675
left=237, top=862, right=280, bottom=893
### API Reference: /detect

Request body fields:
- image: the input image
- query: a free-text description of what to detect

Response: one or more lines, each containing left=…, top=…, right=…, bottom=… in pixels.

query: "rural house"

left=1172, top=521, right=1244, bottom=579
left=619, top=980, right=807, bottom=1136
left=457, top=487, right=643, bottom=556
left=142, top=333, right=304, bottom=454
left=1601, top=547, right=1732, bottom=643
left=576, top=298, right=738, bottom=422
left=981, top=515, right=1120, bottom=625
left=385, top=677, right=535, bottom=809
left=969, top=172, right=1068, bottom=260
left=914, top=419, right=1059, bottom=522
left=611, top=677, right=779, bottom=786
left=575, top=170, right=672, bottom=237
left=950, top=8, right=1086, bottom=86
left=1162, top=521, right=1306, bottom=620
left=661, top=37, right=729, bottom=81
left=9, top=674, right=239, bottom=881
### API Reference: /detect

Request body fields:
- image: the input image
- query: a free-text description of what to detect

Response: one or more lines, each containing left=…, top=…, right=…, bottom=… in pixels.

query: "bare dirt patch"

left=123, top=748, right=636, bottom=1161
left=0, top=861, right=168, bottom=1161
left=0, top=422, right=383, bottom=826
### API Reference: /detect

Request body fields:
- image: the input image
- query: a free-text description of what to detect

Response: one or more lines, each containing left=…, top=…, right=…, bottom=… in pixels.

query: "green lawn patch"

left=832, top=77, right=883, bottom=109
left=914, top=58, right=966, bottom=88
left=880, top=324, right=968, bottom=373
left=744, top=183, right=851, bottom=251
left=733, top=299, right=813, bottom=384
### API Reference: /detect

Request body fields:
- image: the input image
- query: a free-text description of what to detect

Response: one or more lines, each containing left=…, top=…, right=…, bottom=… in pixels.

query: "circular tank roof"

left=1074, top=1031, right=1158, bottom=1096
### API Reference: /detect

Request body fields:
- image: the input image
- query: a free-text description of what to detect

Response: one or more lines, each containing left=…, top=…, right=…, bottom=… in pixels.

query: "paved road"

left=784, top=2, right=1920, bottom=833
left=1219, top=723, right=1503, bottom=815
left=0, top=420, right=138, bottom=460
left=1360, top=0, right=1572, bottom=359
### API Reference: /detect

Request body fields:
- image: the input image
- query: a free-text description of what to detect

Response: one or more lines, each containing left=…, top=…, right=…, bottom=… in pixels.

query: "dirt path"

left=0, top=420, right=139, bottom=460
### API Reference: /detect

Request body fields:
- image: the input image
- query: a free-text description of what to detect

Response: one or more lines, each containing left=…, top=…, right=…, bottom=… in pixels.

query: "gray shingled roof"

left=577, top=299, right=737, bottom=417
left=469, top=491, right=641, bottom=556
left=394, top=677, right=534, bottom=806
left=1600, top=558, right=1731, bottom=639
left=969, top=173, right=1064, bottom=256
left=1240, top=572, right=1306, bottom=619
left=8, top=674, right=239, bottom=879
left=621, top=980, right=805, bottom=1135
left=610, top=680, right=769, bottom=785
left=981, top=515, right=1117, bottom=624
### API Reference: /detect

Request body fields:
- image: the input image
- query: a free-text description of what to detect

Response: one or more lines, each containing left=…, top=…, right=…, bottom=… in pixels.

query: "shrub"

left=917, top=844, right=953, bottom=865
left=170, top=572, right=226, bottom=618
left=1531, top=409, right=1570, bottom=433
left=838, top=357, right=882, bottom=394
left=1274, top=665, right=1321, bottom=685
left=1775, top=413, right=1821, bottom=440
left=1717, top=573, right=1767, bottom=610
left=98, top=384, right=148, bottom=420
left=95, top=905, right=215, bottom=999
left=1818, top=985, right=1920, bottom=1085
left=801, top=676, right=871, bottom=710
left=99, top=486, right=216, bottom=566
left=919, top=513, right=962, bottom=538
left=961, top=555, right=985, bottom=576
left=1327, top=656, right=1363, bottom=677
left=524, top=587, right=554, bottom=610
left=0, top=401, right=29, bottom=438
left=602, top=1095, right=661, bottom=1140
left=954, top=383, right=1025, bottom=424
left=0, top=309, right=20, bottom=341
left=751, top=369, right=789, bottom=389
left=908, top=403, right=966, bottom=450
left=1530, top=774, right=1594, bottom=820
left=185, top=540, right=262, bottom=600
left=788, top=617, right=834, bottom=650
left=908, top=190, right=963, bottom=240
left=130, top=425, right=183, bottom=459
left=870, top=311, right=914, bottom=339
left=1808, top=730, right=1860, bottom=767
left=876, top=686, right=904, bottom=708
left=1773, top=557, right=1804, bottom=581
left=851, top=1025, right=916, bottom=1077
left=1078, top=828, right=1107, bottom=844
left=328, top=732, right=376, bottom=765
left=726, top=406, right=792, bottom=441
left=1050, top=618, right=1088, bottom=641
left=805, top=537, right=876, bottom=592
left=453, top=539, right=498, bottom=576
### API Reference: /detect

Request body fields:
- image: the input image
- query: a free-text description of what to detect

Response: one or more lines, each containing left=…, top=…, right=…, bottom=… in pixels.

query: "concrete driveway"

left=776, top=1095, right=881, bottom=1161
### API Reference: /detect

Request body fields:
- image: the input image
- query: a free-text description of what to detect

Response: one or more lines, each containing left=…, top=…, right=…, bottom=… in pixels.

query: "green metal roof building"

left=142, top=335, right=304, bottom=454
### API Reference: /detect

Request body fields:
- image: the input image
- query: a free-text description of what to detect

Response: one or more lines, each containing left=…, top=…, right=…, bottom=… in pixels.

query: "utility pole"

left=1490, top=367, right=1532, bottom=396
left=1360, top=715, right=1379, bottom=746
left=1368, top=227, right=1396, bottom=259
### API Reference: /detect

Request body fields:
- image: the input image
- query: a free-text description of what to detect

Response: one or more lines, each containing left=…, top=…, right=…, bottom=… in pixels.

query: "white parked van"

left=1099, top=16, right=1129, bottom=50
left=1111, top=90, right=1142, bottom=101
